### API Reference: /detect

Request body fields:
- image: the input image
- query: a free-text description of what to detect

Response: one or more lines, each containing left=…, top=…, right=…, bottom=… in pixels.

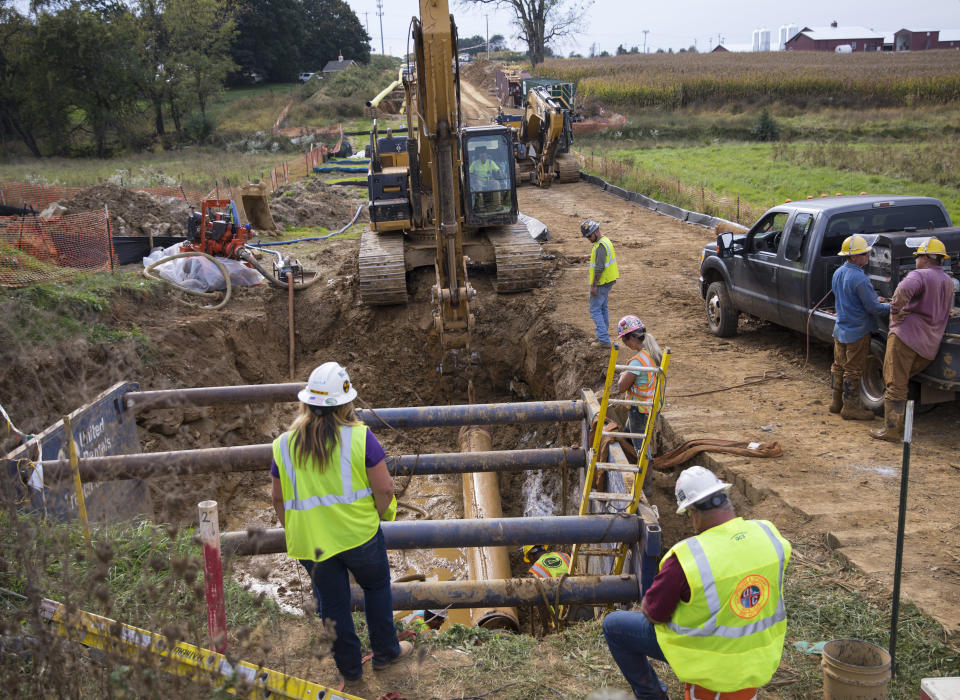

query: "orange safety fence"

left=0, top=208, right=114, bottom=287
left=581, top=152, right=768, bottom=227
left=0, top=182, right=207, bottom=211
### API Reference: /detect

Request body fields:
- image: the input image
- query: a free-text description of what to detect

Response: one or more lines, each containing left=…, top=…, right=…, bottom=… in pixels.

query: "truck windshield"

left=821, top=205, right=948, bottom=256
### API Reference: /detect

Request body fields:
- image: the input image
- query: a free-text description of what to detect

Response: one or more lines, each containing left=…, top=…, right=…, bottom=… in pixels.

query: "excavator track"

left=359, top=228, right=407, bottom=305
left=556, top=153, right=581, bottom=183
left=486, top=224, right=544, bottom=292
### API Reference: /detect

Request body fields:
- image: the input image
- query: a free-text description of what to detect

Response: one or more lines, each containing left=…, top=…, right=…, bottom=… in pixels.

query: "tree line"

left=0, top=0, right=370, bottom=158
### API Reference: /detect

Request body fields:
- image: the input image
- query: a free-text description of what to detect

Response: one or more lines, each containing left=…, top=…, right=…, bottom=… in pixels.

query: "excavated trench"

left=107, top=258, right=690, bottom=625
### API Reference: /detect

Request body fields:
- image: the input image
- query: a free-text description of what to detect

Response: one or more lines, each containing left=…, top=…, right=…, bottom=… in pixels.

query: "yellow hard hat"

left=914, top=237, right=950, bottom=259
left=838, top=234, right=871, bottom=257
left=522, top=544, right=549, bottom=562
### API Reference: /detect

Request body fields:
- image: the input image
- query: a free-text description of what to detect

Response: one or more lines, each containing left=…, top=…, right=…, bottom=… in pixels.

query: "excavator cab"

left=462, top=127, right=517, bottom=227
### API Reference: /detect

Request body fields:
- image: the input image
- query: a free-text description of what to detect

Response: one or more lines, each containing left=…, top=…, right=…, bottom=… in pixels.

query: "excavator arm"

left=517, top=85, right=579, bottom=187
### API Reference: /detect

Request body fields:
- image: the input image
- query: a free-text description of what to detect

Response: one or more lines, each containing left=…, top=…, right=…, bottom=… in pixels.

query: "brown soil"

left=268, top=178, right=368, bottom=231
left=56, top=182, right=193, bottom=237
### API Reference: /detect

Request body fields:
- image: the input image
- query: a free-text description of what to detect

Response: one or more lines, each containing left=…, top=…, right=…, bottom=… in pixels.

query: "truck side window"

left=750, top=212, right=789, bottom=253
left=784, top=213, right=813, bottom=261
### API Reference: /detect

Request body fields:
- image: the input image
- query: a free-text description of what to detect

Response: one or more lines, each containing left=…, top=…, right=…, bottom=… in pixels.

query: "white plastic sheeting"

left=143, top=242, right=263, bottom=292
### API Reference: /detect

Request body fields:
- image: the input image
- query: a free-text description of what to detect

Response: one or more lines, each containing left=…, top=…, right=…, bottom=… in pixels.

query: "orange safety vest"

left=528, top=551, right=571, bottom=579
left=626, top=349, right=657, bottom=411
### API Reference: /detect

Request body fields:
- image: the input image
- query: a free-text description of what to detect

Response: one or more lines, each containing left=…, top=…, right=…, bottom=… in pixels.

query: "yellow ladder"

left=569, top=342, right=670, bottom=577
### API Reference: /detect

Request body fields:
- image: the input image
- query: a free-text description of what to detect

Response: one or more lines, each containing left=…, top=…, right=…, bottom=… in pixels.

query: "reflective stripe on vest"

left=589, top=235, right=619, bottom=285
left=529, top=551, right=571, bottom=579
left=665, top=521, right=787, bottom=639
left=278, top=427, right=373, bottom=511
left=655, top=517, right=791, bottom=691
left=627, top=350, right=657, bottom=409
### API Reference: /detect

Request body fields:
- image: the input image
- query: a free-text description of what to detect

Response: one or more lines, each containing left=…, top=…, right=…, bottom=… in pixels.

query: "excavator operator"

left=469, top=147, right=506, bottom=211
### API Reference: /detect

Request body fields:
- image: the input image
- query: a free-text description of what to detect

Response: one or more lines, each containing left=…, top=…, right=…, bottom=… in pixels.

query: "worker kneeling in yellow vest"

left=271, top=362, right=412, bottom=684
left=400, top=608, right=449, bottom=639
left=602, top=466, right=791, bottom=700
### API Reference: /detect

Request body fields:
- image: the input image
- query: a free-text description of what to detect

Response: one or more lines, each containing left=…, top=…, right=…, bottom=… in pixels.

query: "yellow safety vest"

left=627, top=349, right=657, bottom=412
left=528, top=551, right=571, bottom=579
left=273, top=425, right=396, bottom=562
left=589, top=235, right=619, bottom=285
left=470, top=159, right=500, bottom=179
left=654, top=518, right=791, bottom=692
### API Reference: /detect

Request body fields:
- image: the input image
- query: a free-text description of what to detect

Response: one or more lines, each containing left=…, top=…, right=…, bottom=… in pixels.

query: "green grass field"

left=584, top=142, right=960, bottom=223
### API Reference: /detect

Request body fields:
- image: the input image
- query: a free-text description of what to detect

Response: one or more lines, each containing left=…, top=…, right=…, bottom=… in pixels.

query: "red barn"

left=939, top=30, right=960, bottom=49
left=894, top=28, right=940, bottom=51
left=785, top=26, right=884, bottom=52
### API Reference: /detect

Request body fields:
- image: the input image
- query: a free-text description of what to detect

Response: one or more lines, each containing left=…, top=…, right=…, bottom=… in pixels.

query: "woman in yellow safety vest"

left=615, top=315, right=660, bottom=456
left=270, top=362, right=412, bottom=683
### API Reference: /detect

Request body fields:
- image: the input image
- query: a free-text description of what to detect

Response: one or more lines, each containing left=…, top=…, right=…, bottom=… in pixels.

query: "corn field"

left=536, top=51, right=960, bottom=107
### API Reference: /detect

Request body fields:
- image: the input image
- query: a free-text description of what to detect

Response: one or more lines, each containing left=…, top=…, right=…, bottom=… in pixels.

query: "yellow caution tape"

left=40, top=598, right=363, bottom=699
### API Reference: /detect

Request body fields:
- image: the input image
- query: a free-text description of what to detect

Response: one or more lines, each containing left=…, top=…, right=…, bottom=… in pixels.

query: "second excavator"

left=358, top=0, right=544, bottom=353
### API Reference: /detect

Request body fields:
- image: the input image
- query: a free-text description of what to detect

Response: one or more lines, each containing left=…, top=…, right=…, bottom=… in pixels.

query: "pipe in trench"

left=40, top=446, right=586, bottom=483
left=459, top=426, right=518, bottom=631
left=349, top=575, right=640, bottom=611
left=220, top=515, right=641, bottom=556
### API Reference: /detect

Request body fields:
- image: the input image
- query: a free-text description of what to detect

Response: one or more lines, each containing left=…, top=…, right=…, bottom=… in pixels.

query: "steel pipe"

left=122, top=383, right=585, bottom=427
left=350, top=575, right=640, bottom=610
left=358, top=401, right=584, bottom=429
left=459, top=426, right=517, bottom=630
left=221, top=515, right=642, bottom=556
left=124, top=383, right=303, bottom=411
left=40, top=446, right=585, bottom=483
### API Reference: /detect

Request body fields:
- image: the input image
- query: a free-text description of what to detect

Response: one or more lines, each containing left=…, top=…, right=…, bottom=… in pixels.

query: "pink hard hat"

left=617, top=315, right=646, bottom=339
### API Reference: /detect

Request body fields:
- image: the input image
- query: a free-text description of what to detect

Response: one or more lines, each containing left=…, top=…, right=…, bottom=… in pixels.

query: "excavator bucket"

left=238, top=182, right=277, bottom=232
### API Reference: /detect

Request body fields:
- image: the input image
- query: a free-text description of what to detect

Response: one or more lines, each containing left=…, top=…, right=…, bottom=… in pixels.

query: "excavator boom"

left=358, top=0, right=544, bottom=354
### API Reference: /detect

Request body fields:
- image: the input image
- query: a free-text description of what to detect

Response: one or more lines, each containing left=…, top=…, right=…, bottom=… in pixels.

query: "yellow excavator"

left=500, top=82, right=580, bottom=188
left=358, top=0, right=543, bottom=352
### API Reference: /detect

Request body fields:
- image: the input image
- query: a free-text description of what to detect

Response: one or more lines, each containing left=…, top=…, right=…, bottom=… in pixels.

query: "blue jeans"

left=589, top=282, right=614, bottom=344
left=603, top=610, right=669, bottom=699
left=300, top=527, right=400, bottom=680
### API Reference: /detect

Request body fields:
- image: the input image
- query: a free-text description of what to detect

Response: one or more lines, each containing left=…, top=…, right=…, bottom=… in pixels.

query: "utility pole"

left=376, top=0, right=384, bottom=55
left=362, top=11, right=369, bottom=34
left=642, top=30, right=649, bottom=53
left=485, top=14, right=490, bottom=60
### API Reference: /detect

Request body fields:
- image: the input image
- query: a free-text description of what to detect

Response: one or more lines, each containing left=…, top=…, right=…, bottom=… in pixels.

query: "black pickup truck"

left=698, top=195, right=960, bottom=409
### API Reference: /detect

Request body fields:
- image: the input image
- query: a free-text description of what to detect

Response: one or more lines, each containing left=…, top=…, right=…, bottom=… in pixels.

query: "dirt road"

left=459, top=78, right=499, bottom=125
left=519, top=181, right=960, bottom=632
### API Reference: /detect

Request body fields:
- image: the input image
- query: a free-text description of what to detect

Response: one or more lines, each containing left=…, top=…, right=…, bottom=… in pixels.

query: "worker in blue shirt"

left=830, top=234, right=889, bottom=420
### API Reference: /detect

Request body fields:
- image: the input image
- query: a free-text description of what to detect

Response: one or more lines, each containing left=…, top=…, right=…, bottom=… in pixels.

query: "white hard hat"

left=675, top=465, right=732, bottom=515
left=297, top=362, right=358, bottom=407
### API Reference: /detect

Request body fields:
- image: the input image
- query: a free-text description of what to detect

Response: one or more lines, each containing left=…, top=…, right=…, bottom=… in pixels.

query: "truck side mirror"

left=717, top=232, right=734, bottom=258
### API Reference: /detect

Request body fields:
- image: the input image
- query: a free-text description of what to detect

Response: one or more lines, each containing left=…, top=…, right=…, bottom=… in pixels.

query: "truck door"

left=737, top=210, right=790, bottom=321
left=776, top=211, right=816, bottom=333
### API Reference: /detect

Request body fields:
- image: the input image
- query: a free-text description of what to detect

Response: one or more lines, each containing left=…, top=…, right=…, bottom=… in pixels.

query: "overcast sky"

left=346, top=0, right=960, bottom=55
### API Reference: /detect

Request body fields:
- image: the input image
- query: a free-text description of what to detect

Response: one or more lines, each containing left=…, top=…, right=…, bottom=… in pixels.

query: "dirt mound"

left=268, top=178, right=368, bottom=231
left=56, top=182, right=192, bottom=238
left=460, top=58, right=499, bottom=92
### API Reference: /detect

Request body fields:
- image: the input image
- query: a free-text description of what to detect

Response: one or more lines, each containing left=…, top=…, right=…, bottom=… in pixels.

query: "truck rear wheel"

left=860, top=337, right=886, bottom=413
left=706, top=281, right=739, bottom=337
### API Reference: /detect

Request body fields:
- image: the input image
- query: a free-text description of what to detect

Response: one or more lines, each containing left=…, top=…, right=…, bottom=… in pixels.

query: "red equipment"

left=183, top=199, right=254, bottom=258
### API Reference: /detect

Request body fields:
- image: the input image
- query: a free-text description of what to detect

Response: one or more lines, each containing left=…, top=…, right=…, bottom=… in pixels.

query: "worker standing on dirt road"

left=871, top=237, right=955, bottom=442
left=830, top=234, right=890, bottom=420
left=270, top=362, right=412, bottom=684
left=615, top=315, right=662, bottom=456
left=582, top=220, right=619, bottom=347
left=603, top=466, right=791, bottom=700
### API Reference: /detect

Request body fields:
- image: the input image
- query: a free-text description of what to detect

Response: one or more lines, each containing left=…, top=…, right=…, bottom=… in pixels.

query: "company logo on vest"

left=730, top=574, right=770, bottom=619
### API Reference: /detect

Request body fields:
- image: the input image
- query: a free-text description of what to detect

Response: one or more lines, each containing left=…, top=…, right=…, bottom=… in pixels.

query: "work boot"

left=828, top=372, right=843, bottom=414
left=840, top=379, right=874, bottom=420
left=870, top=400, right=906, bottom=442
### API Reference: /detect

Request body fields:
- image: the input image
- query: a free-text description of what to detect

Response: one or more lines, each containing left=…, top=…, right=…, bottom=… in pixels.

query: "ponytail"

left=289, top=402, right=360, bottom=470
